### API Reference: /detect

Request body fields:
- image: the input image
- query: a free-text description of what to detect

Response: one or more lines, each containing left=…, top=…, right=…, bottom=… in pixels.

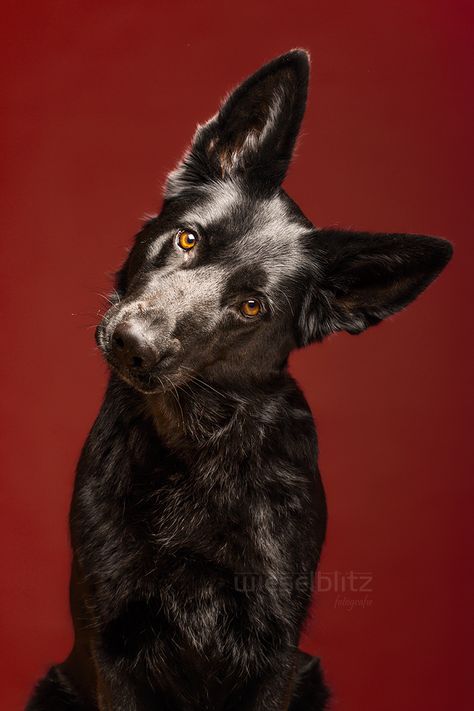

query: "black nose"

left=111, top=321, right=156, bottom=370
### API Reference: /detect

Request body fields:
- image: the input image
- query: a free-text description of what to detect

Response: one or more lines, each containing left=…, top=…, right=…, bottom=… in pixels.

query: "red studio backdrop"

left=1, top=1, right=472, bottom=709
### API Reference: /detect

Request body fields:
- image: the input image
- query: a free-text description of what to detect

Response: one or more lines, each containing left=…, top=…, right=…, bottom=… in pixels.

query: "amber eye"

left=240, top=299, right=262, bottom=318
left=177, top=229, right=197, bottom=251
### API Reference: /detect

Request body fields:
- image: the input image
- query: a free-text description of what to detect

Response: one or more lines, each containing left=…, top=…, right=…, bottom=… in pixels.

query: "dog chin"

left=110, top=364, right=169, bottom=395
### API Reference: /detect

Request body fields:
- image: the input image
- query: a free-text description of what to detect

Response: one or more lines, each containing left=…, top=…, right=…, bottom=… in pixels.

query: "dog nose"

left=111, top=321, right=155, bottom=370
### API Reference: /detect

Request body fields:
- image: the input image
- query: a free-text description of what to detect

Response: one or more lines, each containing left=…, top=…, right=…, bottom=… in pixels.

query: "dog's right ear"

left=165, top=50, right=310, bottom=197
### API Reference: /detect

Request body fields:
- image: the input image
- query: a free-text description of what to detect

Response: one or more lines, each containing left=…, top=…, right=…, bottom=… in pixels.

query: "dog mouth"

left=111, top=360, right=170, bottom=394
left=105, top=353, right=182, bottom=395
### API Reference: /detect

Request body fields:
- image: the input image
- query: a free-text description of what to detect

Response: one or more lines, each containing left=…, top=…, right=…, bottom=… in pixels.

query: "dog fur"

left=27, top=50, right=452, bottom=710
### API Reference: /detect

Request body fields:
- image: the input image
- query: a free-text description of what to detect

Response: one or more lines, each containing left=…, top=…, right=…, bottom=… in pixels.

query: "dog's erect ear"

left=298, top=230, right=453, bottom=344
left=166, top=50, right=310, bottom=196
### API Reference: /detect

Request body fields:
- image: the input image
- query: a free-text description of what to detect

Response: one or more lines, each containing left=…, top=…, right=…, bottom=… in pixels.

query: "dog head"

left=96, top=50, right=452, bottom=394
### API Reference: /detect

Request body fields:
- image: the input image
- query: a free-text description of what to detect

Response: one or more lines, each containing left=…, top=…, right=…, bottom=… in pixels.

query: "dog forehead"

left=180, top=180, right=305, bottom=268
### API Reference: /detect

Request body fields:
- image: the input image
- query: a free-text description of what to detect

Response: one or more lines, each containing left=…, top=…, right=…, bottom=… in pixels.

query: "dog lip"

left=109, top=362, right=164, bottom=394
left=102, top=350, right=177, bottom=394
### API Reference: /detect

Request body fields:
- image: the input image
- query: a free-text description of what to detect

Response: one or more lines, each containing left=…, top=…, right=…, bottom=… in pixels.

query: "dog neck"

left=107, top=371, right=294, bottom=456
left=146, top=378, right=245, bottom=451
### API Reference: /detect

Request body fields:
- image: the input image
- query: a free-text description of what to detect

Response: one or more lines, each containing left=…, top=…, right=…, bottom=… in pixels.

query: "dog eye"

left=177, top=229, right=198, bottom=251
left=240, top=299, right=262, bottom=318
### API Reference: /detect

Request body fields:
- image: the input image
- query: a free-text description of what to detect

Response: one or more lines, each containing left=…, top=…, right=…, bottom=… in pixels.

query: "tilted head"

left=96, top=50, right=452, bottom=395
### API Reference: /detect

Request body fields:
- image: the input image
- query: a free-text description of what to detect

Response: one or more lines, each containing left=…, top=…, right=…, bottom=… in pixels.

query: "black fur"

left=27, top=50, right=451, bottom=710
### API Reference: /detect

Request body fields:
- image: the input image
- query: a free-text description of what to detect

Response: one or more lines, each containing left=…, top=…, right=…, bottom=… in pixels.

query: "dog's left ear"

left=166, top=50, right=310, bottom=196
left=297, top=230, right=453, bottom=344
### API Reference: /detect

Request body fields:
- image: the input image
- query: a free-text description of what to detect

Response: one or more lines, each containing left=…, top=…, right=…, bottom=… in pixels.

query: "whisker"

left=180, top=367, right=227, bottom=399
left=164, top=375, right=185, bottom=428
left=96, top=292, right=116, bottom=307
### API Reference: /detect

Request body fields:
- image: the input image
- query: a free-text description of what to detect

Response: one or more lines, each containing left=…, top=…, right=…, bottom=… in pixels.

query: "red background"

left=1, top=1, right=472, bottom=709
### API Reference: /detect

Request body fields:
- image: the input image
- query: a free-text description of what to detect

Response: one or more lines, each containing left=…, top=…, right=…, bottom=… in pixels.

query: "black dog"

left=27, top=50, right=452, bottom=710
